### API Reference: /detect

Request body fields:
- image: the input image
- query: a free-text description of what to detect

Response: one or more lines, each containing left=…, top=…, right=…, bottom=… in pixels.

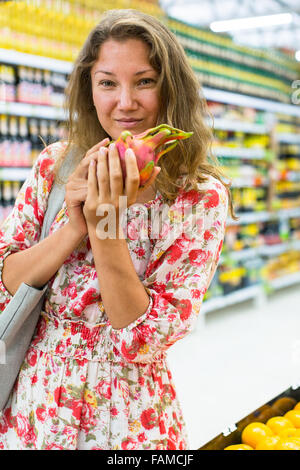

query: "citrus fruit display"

left=266, top=416, right=295, bottom=435
left=275, top=438, right=300, bottom=450
left=277, top=428, right=300, bottom=438
left=284, top=410, right=300, bottom=428
left=241, top=422, right=273, bottom=448
left=224, top=444, right=253, bottom=450
left=221, top=398, right=300, bottom=450
left=255, top=436, right=281, bottom=450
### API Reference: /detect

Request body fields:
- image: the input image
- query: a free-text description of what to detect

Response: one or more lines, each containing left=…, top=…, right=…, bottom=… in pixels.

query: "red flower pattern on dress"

left=36, top=407, right=47, bottom=423
left=189, top=249, right=211, bottom=267
left=204, top=229, right=213, bottom=241
left=203, top=189, right=219, bottom=209
left=141, top=408, right=158, bottom=430
left=0, top=142, right=228, bottom=450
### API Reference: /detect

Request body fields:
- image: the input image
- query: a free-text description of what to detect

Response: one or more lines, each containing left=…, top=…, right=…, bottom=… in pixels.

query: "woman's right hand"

left=65, top=138, right=110, bottom=237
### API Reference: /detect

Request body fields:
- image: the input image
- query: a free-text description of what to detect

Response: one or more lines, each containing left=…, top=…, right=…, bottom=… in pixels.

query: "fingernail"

left=90, top=159, right=95, bottom=166
left=109, top=143, right=115, bottom=150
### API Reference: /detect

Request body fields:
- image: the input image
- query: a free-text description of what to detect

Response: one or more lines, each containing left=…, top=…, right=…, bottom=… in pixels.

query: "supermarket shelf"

left=276, top=208, right=300, bottom=220
left=269, top=271, right=300, bottom=290
left=202, top=272, right=300, bottom=314
left=227, top=211, right=272, bottom=225
left=277, top=133, right=300, bottom=145
left=220, top=239, right=300, bottom=263
left=0, top=167, right=31, bottom=181
left=230, top=177, right=269, bottom=188
left=0, top=48, right=73, bottom=74
left=260, top=239, right=300, bottom=257
left=227, top=208, right=300, bottom=225
left=280, top=172, right=300, bottom=183
left=213, top=147, right=266, bottom=159
left=220, top=247, right=259, bottom=263
left=201, top=285, right=261, bottom=314
left=0, top=101, right=66, bottom=120
left=209, top=118, right=269, bottom=134
left=202, top=87, right=300, bottom=117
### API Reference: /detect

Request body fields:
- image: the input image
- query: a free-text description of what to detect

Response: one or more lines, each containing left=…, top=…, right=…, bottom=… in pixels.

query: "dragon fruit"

left=108, top=124, right=193, bottom=187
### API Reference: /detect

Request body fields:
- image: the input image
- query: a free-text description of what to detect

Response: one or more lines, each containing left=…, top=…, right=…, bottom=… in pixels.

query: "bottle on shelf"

left=0, top=114, right=10, bottom=166
left=19, top=116, right=32, bottom=167
left=8, top=115, right=20, bottom=167
left=43, top=69, right=53, bottom=106
left=28, top=118, right=42, bottom=164
left=0, top=64, right=16, bottom=102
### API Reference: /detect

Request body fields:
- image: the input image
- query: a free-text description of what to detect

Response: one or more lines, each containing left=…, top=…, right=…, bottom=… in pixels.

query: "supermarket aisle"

left=167, top=285, right=300, bottom=450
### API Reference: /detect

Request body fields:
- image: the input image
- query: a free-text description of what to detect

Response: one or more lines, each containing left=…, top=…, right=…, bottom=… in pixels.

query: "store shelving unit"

left=202, top=87, right=300, bottom=117
left=211, top=118, right=269, bottom=135
left=0, top=48, right=73, bottom=74
left=201, top=285, right=262, bottom=315
left=202, top=90, right=300, bottom=315
left=0, top=167, right=31, bottom=181
left=0, top=101, right=66, bottom=120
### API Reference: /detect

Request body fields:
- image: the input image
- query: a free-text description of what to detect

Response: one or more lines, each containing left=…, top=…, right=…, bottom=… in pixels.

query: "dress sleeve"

left=107, top=179, right=228, bottom=363
left=0, top=142, right=62, bottom=311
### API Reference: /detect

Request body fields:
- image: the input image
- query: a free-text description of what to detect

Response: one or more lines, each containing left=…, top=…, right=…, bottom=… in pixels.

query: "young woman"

left=0, top=9, right=232, bottom=450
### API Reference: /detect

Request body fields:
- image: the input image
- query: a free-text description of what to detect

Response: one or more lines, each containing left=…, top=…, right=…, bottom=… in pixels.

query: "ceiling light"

left=296, top=51, right=300, bottom=61
left=210, top=13, right=293, bottom=32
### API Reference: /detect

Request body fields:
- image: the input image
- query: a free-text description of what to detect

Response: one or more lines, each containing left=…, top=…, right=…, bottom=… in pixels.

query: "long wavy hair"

left=54, top=8, right=236, bottom=218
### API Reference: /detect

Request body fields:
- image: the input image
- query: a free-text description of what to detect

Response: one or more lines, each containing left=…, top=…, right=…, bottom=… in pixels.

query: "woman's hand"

left=83, top=142, right=160, bottom=234
left=65, top=138, right=110, bottom=236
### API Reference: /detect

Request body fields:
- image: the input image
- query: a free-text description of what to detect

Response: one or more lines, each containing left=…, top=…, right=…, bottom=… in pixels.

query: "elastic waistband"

left=31, top=312, right=166, bottom=364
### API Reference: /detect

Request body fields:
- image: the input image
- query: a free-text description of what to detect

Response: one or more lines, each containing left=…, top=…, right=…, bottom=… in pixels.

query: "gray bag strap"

left=40, top=146, right=78, bottom=241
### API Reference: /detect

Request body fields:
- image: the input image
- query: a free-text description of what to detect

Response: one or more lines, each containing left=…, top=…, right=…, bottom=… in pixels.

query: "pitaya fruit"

left=108, top=124, right=193, bottom=187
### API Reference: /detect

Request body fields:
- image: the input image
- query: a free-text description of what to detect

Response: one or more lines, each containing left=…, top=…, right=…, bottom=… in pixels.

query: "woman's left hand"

left=83, top=142, right=161, bottom=230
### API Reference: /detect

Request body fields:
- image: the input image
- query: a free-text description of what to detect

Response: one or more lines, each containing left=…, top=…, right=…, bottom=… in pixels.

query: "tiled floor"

left=167, top=283, right=300, bottom=450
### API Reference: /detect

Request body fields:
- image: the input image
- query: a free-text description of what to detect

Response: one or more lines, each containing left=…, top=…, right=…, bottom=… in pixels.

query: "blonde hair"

left=55, top=8, right=236, bottom=218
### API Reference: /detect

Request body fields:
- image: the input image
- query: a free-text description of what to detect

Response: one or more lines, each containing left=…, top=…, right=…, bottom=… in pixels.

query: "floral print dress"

left=0, top=142, right=228, bottom=450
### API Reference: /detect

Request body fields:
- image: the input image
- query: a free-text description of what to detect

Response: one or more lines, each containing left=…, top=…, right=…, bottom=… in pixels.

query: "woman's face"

left=91, top=38, right=160, bottom=141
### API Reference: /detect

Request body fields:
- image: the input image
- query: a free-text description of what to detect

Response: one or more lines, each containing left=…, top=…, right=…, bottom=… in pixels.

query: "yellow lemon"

left=277, top=427, right=300, bottom=438
left=255, top=435, right=281, bottom=450
left=275, top=438, right=300, bottom=450
left=266, top=416, right=295, bottom=435
left=224, top=444, right=253, bottom=450
left=284, top=410, right=300, bottom=428
left=241, top=422, right=273, bottom=448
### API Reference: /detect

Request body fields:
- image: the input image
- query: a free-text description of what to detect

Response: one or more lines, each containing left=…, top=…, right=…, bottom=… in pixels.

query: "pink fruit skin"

left=111, top=124, right=193, bottom=187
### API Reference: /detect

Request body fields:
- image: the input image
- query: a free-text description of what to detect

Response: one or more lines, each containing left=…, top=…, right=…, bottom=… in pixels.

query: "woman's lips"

left=116, top=119, right=142, bottom=128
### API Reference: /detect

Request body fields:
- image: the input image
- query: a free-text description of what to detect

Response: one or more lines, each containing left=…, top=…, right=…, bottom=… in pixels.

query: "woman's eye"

left=139, top=78, right=155, bottom=86
left=98, top=80, right=115, bottom=87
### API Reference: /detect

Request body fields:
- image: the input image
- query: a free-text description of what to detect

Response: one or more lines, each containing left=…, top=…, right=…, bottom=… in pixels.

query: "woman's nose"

left=117, top=87, right=138, bottom=111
